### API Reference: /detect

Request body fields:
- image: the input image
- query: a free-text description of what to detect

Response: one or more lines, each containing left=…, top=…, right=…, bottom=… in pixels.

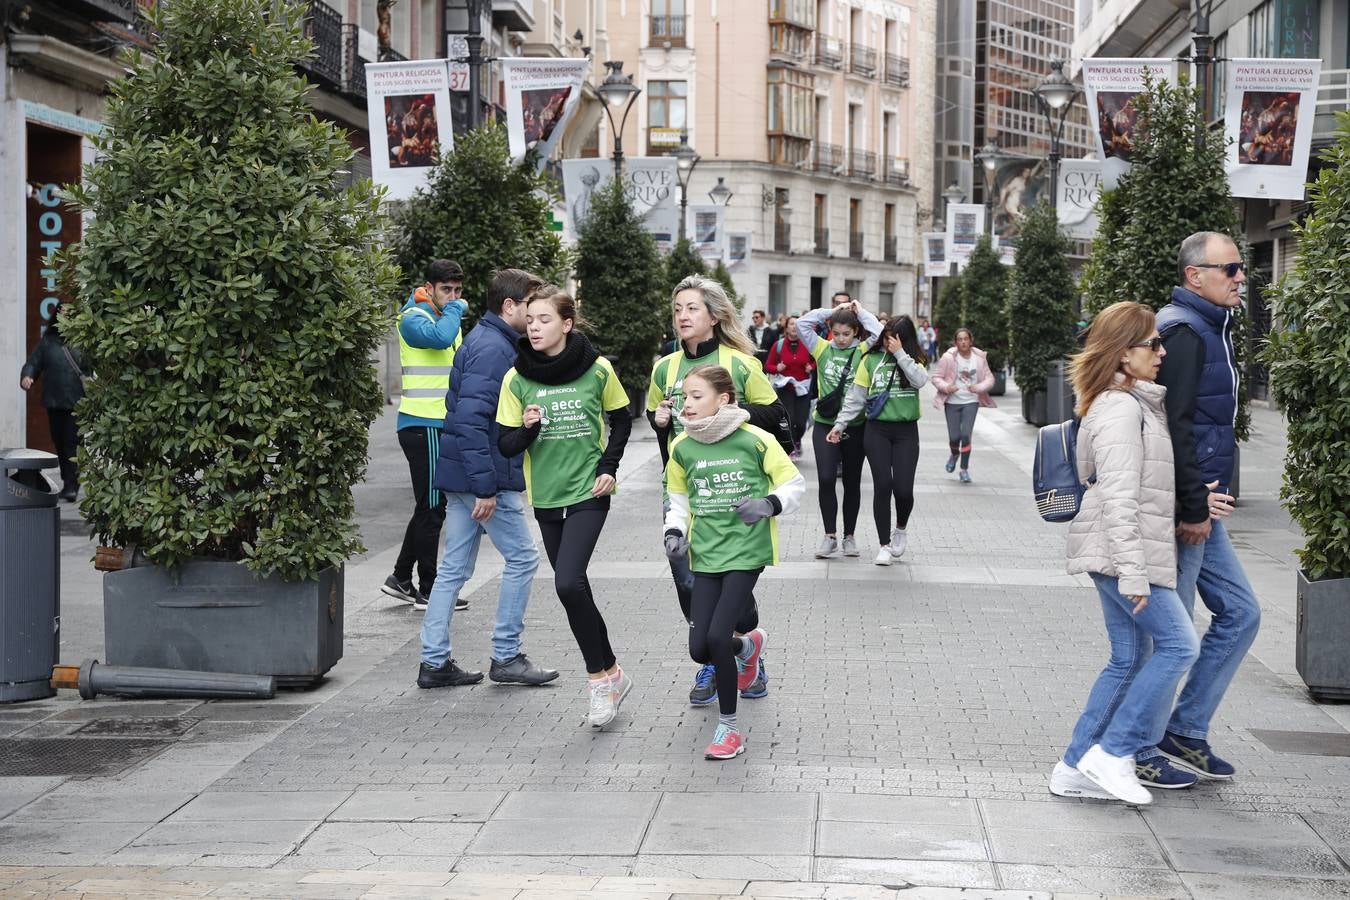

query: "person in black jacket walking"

left=20, top=311, right=85, bottom=501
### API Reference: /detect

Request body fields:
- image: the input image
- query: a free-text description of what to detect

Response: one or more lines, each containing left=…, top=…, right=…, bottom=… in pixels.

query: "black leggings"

left=812, top=421, right=866, bottom=536
left=537, top=509, right=615, bottom=675
left=689, top=569, right=761, bottom=716
left=863, top=420, right=920, bottom=542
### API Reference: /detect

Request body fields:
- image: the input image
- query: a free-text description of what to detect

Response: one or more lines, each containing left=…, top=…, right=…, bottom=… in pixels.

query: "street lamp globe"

left=941, top=182, right=965, bottom=206
left=598, top=61, right=639, bottom=108
left=977, top=141, right=1000, bottom=172
left=709, top=177, right=733, bottom=206
left=1036, top=59, right=1077, bottom=111
left=673, top=129, right=699, bottom=174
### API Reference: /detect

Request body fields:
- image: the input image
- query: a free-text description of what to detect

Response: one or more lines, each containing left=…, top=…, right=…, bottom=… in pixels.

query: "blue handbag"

left=1033, top=418, right=1085, bottom=522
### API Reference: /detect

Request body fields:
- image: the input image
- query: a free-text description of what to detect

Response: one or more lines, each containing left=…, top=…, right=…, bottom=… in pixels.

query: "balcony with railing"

left=299, top=0, right=344, bottom=87
left=774, top=221, right=792, bottom=253
left=814, top=36, right=845, bottom=70
left=814, top=227, right=830, bottom=256
left=812, top=141, right=844, bottom=174
left=884, top=236, right=897, bottom=262
left=849, top=231, right=864, bottom=260
left=848, top=43, right=877, bottom=78
left=884, top=54, right=910, bottom=88
left=848, top=149, right=877, bottom=179
left=342, top=23, right=368, bottom=101
left=884, top=158, right=911, bottom=188
left=1316, top=69, right=1350, bottom=142
left=650, top=15, right=687, bottom=47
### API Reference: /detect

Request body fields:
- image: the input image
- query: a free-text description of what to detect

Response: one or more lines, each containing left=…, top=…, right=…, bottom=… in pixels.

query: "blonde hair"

left=670, top=275, right=758, bottom=357
left=1069, top=301, right=1158, bottom=417
left=683, top=364, right=737, bottom=405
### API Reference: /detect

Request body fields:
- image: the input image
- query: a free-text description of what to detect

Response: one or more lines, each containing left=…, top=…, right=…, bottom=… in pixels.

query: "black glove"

left=663, top=529, right=689, bottom=560
left=734, top=497, right=775, bottom=526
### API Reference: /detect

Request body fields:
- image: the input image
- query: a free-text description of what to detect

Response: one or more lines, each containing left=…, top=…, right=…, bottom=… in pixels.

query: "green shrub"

left=60, top=0, right=398, bottom=581
left=932, top=270, right=963, bottom=354
left=1261, top=111, right=1350, bottom=581
left=1008, top=201, right=1077, bottom=392
left=959, top=234, right=1009, bottom=371
left=663, top=237, right=708, bottom=297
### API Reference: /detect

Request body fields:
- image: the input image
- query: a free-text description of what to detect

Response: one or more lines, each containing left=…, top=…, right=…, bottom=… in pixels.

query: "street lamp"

left=672, top=128, right=700, bottom=241
left=974, top=140, right=1002, bottom=235
left=941, top=181, right=965, bottom=218
left=445, top=0, right=488, bottom=130
left=596, top=60, right=641, bottom=178
left=1034, top=59, right=1080, bottom=212
left=708, top=177, right=733, bottom=206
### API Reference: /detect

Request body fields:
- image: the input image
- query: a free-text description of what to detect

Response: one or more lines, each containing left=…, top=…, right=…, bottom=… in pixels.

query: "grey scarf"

left=679, top=404, right=750, bottom=444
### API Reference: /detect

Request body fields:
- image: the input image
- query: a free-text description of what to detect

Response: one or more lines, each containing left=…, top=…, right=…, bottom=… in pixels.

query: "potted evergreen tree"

left=61, top=0, right=397, bottom=686
left=959, top=235, right=1009, bottom=395
left=1008, top=202, right=1078, bottom=425
left=1262, top=112, right=1350, bottom=701
left=932, top=270, right=963, bottom=356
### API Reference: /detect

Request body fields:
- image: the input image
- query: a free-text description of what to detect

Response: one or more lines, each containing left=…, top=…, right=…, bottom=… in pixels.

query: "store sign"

left=1277, top=0, right=1320, bottom=58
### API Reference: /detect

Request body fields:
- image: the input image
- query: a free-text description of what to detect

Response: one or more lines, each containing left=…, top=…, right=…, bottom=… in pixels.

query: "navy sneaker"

left=689, top=663, right=717, bottom=706
left=1158, top=732, right=1236, bottom=780
left=740, top=659, right=768, bottom=699
left=1136, top=756, right=1198, bottom=789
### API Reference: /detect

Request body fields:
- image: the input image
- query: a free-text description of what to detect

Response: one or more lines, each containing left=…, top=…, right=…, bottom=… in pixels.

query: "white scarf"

left=679, top=404, right=750, bottom=444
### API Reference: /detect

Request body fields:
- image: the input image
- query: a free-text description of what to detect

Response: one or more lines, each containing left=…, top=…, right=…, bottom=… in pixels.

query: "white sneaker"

left=841, top=535, right=859, bottom=557
left=889, top=528, right=908, bottom=558
left=588, top=678, right=616, bottom=728
left=610, top=668, right=633, bottom=713
left=873, top=547, right=893, bottom=566
left=1049, top=760, right=1115, bottom=800
left=1077, top=744, right=1153, bottom=805
left=815, top=536, right=840, bottom=559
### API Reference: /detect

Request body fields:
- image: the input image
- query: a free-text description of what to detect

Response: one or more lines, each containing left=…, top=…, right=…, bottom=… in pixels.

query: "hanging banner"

left=726, top=232, right=752, bottom=270
left=503, top=58, right=589, bottom=168
left=922, top=232, right=948, bottom=278
left=688, top=204, right=726, bottom=261
left=946, top=203, right=985, bottom=268
left=365, top=60, right=455, bottom=201
left=990, top=157, right=1047, bottom=241
left=1057, top=159, right=1103, bottom=240
left=561, top=158, right=679, bottom=251
left=993, top=235, right=1016, bottom=267
left=1081, top=58, right=1178, bottom=189
left=1224, top=58, right=1322, bottom=201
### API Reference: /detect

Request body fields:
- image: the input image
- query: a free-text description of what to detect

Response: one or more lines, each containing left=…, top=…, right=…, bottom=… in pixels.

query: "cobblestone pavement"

left=3, top=383, right=1349, bottom=899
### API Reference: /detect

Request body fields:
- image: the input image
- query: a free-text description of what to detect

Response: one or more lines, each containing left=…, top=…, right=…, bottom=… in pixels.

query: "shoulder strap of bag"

left=60, top=343, right=86, bottom=379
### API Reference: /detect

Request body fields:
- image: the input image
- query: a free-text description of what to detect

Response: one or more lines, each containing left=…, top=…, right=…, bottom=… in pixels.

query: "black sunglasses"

left=1191, top=261, right=1245, bottom=278
left=1131, top=337, right=1164, bottom=352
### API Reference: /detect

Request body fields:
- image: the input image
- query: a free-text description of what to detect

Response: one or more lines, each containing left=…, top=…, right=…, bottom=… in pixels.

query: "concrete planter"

left=1020, top=362, right=1075, bottom=427
left=1295, top=569, right=1350, bottom=702
left=1022, top=389, right=1049, bottom=427
left=103, top=560, right=343, bottom=688
left=989, top=369, right=1008, bottom=397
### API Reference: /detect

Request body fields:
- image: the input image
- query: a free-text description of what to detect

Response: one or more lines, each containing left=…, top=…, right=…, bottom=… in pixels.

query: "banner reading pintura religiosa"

left=365, top=60, right=455, bottom=201
left=1224, top=58, right=1322, bottom=201
left=1081, top=58, right=1178, bottom=189
left=502, top=58, right=588, bottom=169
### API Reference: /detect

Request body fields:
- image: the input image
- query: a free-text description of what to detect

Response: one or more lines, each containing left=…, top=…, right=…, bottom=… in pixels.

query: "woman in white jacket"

left=1051, top=301, right=1200, bottom=807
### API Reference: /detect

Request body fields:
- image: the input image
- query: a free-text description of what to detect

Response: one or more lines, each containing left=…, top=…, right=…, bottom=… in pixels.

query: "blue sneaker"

left=1158, top=732, right=1236, bottom=780
left=740, top=659, right=769, bottom=699
left=944, top=454, right=957, bottom=473
left=1136, top=756, right=1198, bottom=790
left=689, top=663, right=717, bottom=706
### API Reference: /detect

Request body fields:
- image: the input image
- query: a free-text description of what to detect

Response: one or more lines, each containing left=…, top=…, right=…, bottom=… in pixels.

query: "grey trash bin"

left=1, top=448, right=60, bottom=702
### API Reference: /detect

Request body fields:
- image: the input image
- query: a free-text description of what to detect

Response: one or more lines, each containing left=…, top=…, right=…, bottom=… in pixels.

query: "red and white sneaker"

left=736, top=629, right=766, bottom=691
left=704, top=725, right=745, bottom=760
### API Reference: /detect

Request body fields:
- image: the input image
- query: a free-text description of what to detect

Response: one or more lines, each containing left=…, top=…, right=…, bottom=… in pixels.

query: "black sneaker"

left=455, top=597, right=470, bottom=611
left=413, top=592, right=429, bottom=612
left=689, top=663, right=717, bottom=706
left=381, top=575, right=418, bottom=605
left=490, top=653, right=560, bottom=685
left=417, top=659, right=483, bottom=688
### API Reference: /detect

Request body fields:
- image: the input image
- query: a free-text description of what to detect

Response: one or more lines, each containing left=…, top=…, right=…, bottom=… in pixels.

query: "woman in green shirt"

left=827, top=316, right=929, bottom=566
left=497, top=288, right=634, bottom=729
left=663, top=365, right=805, bottom=760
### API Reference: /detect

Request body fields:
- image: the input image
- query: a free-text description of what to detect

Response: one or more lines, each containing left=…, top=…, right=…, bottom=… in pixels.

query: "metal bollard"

left=51, top=659, right=276, bottom=700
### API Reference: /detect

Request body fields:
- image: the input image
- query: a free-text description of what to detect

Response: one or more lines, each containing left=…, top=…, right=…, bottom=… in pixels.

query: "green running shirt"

left=811, top=340, right=866, bottom=426
left=646, top=346, right=778, bottom=448
left=854, top=351, right=921, bottom=423
left=496, top=357, right=630, bottom=509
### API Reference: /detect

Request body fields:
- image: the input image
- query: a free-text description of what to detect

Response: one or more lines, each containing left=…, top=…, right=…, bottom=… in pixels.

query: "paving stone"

left=298, top=822, right=479, bottom=858
left=467, top=816, right=648, bottom=856
left=631, top=855, right=812, bottom=881
left=641, top=814, right=814, bottom=856
left=817, top=795, right=979, bottom=825
left=0, top=821, right=151, bottom=865
left=1180, top=871, right=1350, bottom=899
left=811, top=857, right=998, bottom=889
left=6, top=790, right=195, bottom=823
left=979, top=797, right=1152, bottom=834
left=452, top=855, right=633, bottom=877
left=168, top=791, right=351, bottom=822
left=115, top=820, right=315, bottom=865
left=1155, top=833, right=1349, bottom=878
left=492, top=791, right=661, bottom=820
left=815, top=821, right=987, bottom=861
left=329, top=791, right=505, bottom=823
left=995, top=863, right=1190, bottom=896
left=985, top=826, right=1169, bottom=869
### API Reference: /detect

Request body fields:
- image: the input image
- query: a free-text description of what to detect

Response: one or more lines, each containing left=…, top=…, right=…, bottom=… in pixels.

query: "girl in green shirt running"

left=497, top=288, right=634, bottom=730
left=663, top=365, right=805, bottom=760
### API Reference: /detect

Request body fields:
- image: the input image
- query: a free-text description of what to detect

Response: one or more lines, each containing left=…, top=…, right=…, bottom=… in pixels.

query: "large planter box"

left=1022, top=389, right=1049, bottom=427
left=1020, top=362, right=1074, bottom=427
left=1295, top=569, right=1350, bottom=701
left=989, top=370, right=1008, bottom=397
left=104, top=560, right=343, bottom=688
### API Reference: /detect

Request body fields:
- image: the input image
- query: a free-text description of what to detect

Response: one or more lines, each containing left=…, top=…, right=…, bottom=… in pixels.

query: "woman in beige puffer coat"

left=1049, top=302, right=1200, bottom=808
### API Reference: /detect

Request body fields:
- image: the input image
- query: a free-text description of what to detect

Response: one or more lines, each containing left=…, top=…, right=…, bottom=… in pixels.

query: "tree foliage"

left=663, top=237, right=708, bottom=298
left=932, top=270, right=963, bottom=354
left=710, top=259, right=742, bottom=311
left=1008, top=201, right=1077, bottom=391
left=959, top=234, right=1010, bottom=371
left=60, top=0, right=398, bottom=580
left=575, top=181, right=666, bottom=403
left=392, top=124, right=568, bottom=309
left=1261, top=111, right=1350, bottom=581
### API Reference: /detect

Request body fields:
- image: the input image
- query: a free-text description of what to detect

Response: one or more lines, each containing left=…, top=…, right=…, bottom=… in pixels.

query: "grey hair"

left=1178, top=231, right=1234, bottom=285
left=670, top=275, right=758, bottom=357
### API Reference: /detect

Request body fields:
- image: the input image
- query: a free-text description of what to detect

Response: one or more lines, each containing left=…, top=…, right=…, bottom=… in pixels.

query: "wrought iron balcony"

left=814, top=36, right=844, bottom=70
left=299, top=0, right=344, bottom=88
left=813, top=227, right=830, bottom=256
left=849, top=231, right=864, bottom=260
left=884, top=236, right=897, bottom=262
left=849, top=149, right=877, bottom=179
left=650, top=15, right=687, bottom=47
left=342, top=23, right=367, bottom=101
left=812, top=141, right=843, bottom=174
left=884, top=159, right=911, bottom=187
left=884, top=54, right=911, bottom=88
left=774, top=221, right=792, bottom=253
left=848, top=43, right=877, bottom=78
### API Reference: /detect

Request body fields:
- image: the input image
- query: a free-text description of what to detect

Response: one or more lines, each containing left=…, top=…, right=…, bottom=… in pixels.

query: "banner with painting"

left=1081, top=58, right=1178, bottom=189
left=922, top=232, right=948, bottom=278
left=503, top=58, right=589, bottom=168
left=1223, top=58, right=1322, bottom=201
left=945, top=203, right=985, bottom=269
left=561, top=158, right=679, bottom=251
left=688, top=205, right=726, bottom=262
left=726, top=232, right=751, bottom=270
left=365, top=60, right=455, bottom=200
left=1057, top=160, right=1103, bottom=240
left=989, top=157, right=1047, bottom=241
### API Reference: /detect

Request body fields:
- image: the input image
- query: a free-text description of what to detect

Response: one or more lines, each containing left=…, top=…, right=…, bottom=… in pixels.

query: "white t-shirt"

left=952, top=352, right=980, bottom=405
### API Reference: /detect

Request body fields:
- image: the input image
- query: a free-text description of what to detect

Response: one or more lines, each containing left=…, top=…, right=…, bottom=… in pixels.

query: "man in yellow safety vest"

left=382, top=259, right=467, bottom=611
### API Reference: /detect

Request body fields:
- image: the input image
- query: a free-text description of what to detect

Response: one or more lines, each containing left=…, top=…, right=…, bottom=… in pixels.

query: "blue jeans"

left=421, top=491, right=539, bottom=667
left=1064, top=575, right=1199, bottom=766
left=1138, top=519, right=1261, bottom=760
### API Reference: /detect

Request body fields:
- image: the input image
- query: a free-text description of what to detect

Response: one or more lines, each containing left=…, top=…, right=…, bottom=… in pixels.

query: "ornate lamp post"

left=672, top=129, right=700, bottom=241
left=444, top=0, right=488, bottom=130
left=974, top=140, right=1002, bottom=235
left=1033, top=59, right=1080, bottom=212
left=596, top=61, right=641, bottom=179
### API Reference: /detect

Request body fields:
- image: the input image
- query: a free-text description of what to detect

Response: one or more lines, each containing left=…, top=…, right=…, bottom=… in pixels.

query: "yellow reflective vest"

left=398, top=306, right=461, bottom=422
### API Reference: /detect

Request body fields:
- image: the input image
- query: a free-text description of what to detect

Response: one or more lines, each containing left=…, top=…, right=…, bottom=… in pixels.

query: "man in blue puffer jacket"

left=1134, top=231, right=1261, bottom=791
left=418, top=268, right=559, bottom=690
